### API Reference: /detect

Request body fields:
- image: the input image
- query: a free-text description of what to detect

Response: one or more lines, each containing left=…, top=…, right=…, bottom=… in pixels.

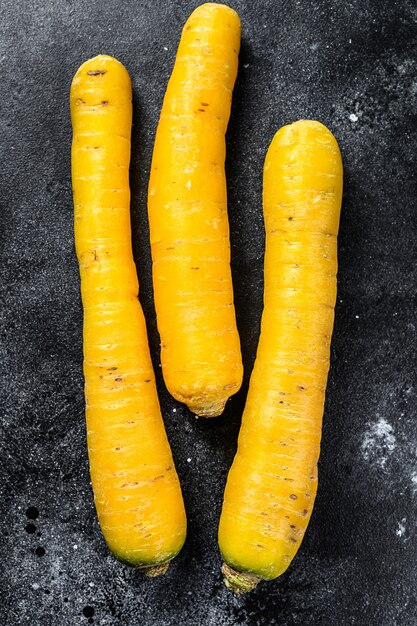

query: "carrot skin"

left=218, top=120, right=343, bottom=589
left=71, top=55, right=186, bottom=569
left=148, top=3, right=243, bottom=417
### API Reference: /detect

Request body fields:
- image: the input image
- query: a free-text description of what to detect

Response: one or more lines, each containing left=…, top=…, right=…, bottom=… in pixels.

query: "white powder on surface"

left=361, top=416, right=396, bottom=468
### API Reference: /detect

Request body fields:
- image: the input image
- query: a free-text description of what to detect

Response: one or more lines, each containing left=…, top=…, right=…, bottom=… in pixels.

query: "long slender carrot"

left=70, top=55, right=186, bottom=573
left=218, top=120, right=343, bottom=592
left=148, top=3, right=243, bottom=418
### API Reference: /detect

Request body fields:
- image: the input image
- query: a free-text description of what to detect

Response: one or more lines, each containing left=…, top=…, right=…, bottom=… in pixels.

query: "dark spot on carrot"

left=108, top=367, right=117, bottom=371
left=75, top=98, right=85, bottom=106
left=288, top=216, right=293, bottom=221
left=197, top=109, right=205, bottom=113
left=99, top=376, right=103, bottom=379
left=144, top=379, right=151, bottom=383
left=290, top=494, right=297, bottom=500
left=303, top=509, right=308, bottom=516
left=191, top=267, right=200, bottom=270
left=101, top=100, right=109, bottom=105
left=115, top=447, right=123, bottom=451
left=279, top=400, right=284, bottom=404
left=201, top=102, right=209, bottom=106
left=298, top=385, right=306, bottom=391
left=290, top=537, right=297, bottom=543
left=87, top=70, right=106, bottom=75
left=256, top=544, right=265, bottom=549
left=115, top=377, right=122, bottom=382
left=285, top=515, right=290, bottom=519
left=290, top=524, right=296, bottom=529
left=284, top=477, right=294, bottom=482
left=151, top=474, right=164, bottom=482
left=166, top=466, right=173, bottom=472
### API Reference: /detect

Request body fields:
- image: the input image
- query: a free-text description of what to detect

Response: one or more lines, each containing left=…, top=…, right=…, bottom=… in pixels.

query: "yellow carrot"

left=148, top=3, right=243, bottom=417
left=218, top=120, right=343, bottom=592
left=70, top=55, right=186, bottom=573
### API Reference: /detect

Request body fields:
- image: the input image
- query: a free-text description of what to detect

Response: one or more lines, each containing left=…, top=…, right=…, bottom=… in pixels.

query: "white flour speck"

left=32, top=583, right=40, bottom=590
left=355, top=314, right=359, bottom=319
left=396, top=519, right=406, bottom=538
left=187, top=458, right=192, bottom=463
left=173, top=408, right=177, bottom=413
left=163, top=46, right=168, bottom=51
left=349, top=113, right=358, bottom=122
left=361, top=416, right=396, bottom=468
left=411, top=472, right=417, bottom=492
left=243, top=63, right=250, bottom=68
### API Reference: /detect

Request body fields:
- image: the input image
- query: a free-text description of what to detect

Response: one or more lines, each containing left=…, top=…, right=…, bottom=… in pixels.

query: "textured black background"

left=1, top=0, right=417, bottom=624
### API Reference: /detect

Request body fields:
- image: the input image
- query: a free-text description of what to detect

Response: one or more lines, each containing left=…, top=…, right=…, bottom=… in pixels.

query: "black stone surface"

left=1, top=1, right=417, bottom=624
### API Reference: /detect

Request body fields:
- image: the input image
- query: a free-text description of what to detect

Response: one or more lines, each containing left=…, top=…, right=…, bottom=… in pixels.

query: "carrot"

left=70, top=55, right=186, bottom=573
left=218, top=120, right=343, bottom=592
left=148, top=3, right=243, bottom=417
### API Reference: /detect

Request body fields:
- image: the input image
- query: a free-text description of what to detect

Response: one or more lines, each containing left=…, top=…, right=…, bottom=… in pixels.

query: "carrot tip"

left=190, top=399, right=226, bottom=418
left=221, top=563, right=261, bottom=594
left=142, top=562, right=170, bottom=577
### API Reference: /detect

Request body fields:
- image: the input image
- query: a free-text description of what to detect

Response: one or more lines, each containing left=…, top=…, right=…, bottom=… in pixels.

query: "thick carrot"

left=70, top=55, right=186, bottom=573
left=148, top=3, right=243, bottom=417
left=218, top=120, right=343, bottom=592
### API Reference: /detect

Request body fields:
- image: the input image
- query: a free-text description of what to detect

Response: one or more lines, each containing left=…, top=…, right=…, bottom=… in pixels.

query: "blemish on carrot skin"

left=290, top=537, right=297, bottom=543
left=144, top=379, right=151, bottom=383
left=101, top=100, right=109, bottom=105
left=302, top=509, right=308, bottom=516
left=87, top=69, right=106, bottom=75
left=108, top=367, right=117, bottom=371
left=75, top=98, right=85, bottom=106
left=290, top=494, right=297, bottom=500
left=197, top=108, right=205, bottom=113
left=298, top=385, right=307, bottom=391
left=290, top=524, right=296, bottom=529
left=201, top=102, right=209, bottom=106
left=115, top=377, right=122, bottom=382
left=191, top=267, right=200, bottom=270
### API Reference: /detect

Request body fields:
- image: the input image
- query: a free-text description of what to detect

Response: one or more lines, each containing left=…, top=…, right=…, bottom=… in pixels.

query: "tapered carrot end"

left=192, top=398, right=227, bottom=418
left=221, top=563, right=261, bottom=594
left=142, top=562, right=170, bottom=577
